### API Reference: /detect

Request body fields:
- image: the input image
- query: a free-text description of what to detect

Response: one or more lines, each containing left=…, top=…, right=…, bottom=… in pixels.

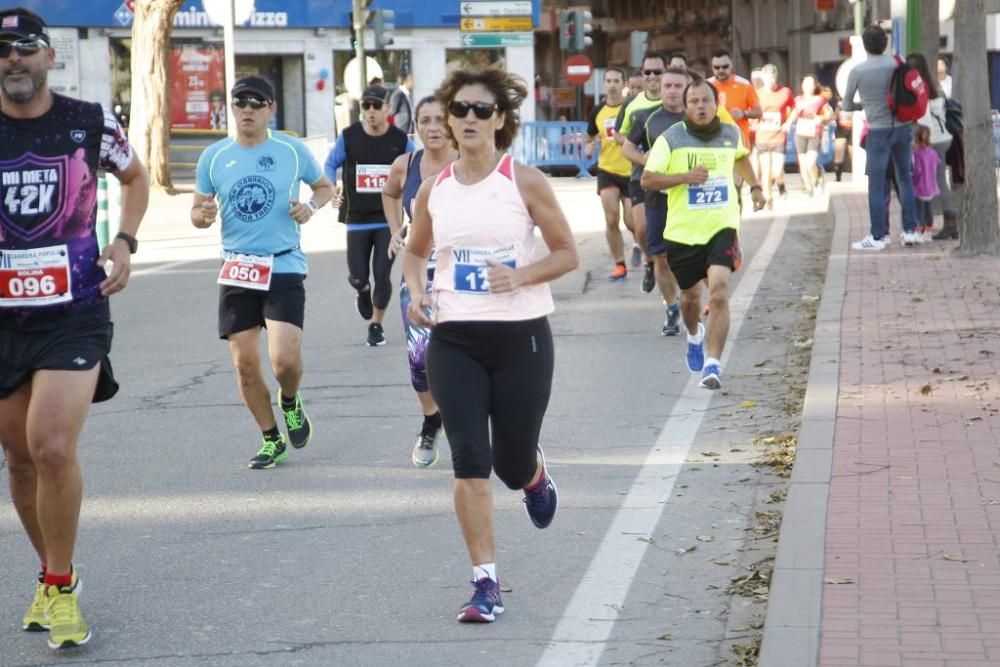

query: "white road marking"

left=538, top=215, right=790, bottom=666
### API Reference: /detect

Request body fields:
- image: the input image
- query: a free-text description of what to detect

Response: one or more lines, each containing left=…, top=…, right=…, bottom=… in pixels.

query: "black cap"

left=361, top=85, right=388, bottom=102
left=0, top=12, right=49, bottom=42
left=231, top=76, right=275, bottom=102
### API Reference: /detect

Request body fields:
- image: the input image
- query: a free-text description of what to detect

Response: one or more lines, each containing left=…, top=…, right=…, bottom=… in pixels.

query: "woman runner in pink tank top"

left=402, top=66, right=579, bottom=624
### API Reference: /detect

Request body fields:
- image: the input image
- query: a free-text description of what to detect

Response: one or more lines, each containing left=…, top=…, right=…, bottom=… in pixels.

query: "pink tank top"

left=427, top=153, right=555, bottom=323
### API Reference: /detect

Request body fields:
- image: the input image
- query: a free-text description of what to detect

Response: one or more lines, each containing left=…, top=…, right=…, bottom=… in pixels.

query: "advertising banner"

left=170, top=44, right=227, bottom=130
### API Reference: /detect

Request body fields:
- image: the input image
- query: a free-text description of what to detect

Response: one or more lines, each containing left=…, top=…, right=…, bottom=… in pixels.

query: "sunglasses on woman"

left=233, top=97, right=269, bottom=110
left=448, top=100, right=497, bottom=120
left=0, top=39, right=47, bottom=59
left=361, top=100, right=384, bottom=111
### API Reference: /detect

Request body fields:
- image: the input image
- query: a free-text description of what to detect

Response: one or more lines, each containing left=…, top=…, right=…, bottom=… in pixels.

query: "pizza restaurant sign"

left=116, top=0, right=288, bottom=28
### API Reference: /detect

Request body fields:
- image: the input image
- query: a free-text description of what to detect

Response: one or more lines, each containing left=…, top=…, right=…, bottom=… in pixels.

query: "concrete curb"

left=758, top=190, right=854, bottom=666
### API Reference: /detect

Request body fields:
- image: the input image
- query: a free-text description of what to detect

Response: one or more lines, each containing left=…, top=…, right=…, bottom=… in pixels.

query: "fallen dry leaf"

left=697, top=535, right=715, bottom=543
left=740, top=400, right=759, bottom=409
left=919, top=384, right=932, bottom=395
left=824, top=577, right=855, bottom=585
left=943, top=554, right=970, bottom=563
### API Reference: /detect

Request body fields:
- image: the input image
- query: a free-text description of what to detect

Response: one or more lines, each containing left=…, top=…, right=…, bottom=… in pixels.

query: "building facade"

left=27, top=0, right=540, bottom=140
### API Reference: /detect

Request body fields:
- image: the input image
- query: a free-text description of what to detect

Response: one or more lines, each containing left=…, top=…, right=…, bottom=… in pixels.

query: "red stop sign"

left=564, top=54, right=594, bottom=86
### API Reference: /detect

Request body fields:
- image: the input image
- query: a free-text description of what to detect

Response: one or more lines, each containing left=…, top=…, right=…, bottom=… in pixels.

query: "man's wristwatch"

left=305, top=200, right=319, bottom=216
left=115, top=231, right=138, bottom=254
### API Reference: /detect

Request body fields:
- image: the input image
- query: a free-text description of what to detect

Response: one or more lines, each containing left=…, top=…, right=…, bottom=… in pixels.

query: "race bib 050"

left=217, top=252, right=274, bottom=291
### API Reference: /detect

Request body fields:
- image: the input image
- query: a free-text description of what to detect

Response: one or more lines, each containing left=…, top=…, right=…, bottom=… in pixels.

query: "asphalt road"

left=0, top=181, right=833, bottom=666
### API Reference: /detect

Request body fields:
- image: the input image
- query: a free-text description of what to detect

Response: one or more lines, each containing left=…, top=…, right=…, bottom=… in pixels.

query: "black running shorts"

left=0, top=318, right=118, bottom=402
left=645, top=203, right=667, bottom=256
left=629, top=179, right=645, bottom=206
left=596, top=169, right=630, bottom=195
left=665, top=228, right=742, bottom=291
left=218, top=273, right=306, bottom=339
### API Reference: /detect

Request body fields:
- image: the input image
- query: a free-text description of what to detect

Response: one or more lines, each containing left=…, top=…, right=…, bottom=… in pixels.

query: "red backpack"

left=887, top=55, right=929, bottom=122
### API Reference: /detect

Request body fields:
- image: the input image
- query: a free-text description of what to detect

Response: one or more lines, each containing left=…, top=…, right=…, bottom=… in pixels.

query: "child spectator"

left=911, top=124, right=941, bottom=242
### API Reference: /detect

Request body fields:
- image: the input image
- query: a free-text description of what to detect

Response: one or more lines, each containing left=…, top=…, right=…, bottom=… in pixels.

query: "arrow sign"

left=460, top=1, right=533, bottom=17
left=460, top=16, right=533, bottom=32
left=460, top=31, right=533, bottom=48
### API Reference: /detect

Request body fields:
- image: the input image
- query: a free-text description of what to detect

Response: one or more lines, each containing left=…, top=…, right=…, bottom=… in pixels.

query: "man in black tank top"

left=324, top=85, right=413, bottom=346
left=0, top=7, right=149, bottom=650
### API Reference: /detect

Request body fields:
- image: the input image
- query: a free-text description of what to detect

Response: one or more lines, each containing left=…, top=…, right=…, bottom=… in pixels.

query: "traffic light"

left=572, top=10, right=592, bottom=51
left=629, top=30, right=648, bottom=67
left=558, top=10, right=573, bottom=51
left=373, top=8, right=395, bottom=49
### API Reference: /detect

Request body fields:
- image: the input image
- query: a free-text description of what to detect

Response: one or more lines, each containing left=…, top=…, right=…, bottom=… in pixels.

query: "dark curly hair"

left=434, top=66, right=527, bottom=151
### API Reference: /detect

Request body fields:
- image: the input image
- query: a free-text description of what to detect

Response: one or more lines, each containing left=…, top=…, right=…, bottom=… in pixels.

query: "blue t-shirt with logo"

left=195, top=131, right=322, bottom=275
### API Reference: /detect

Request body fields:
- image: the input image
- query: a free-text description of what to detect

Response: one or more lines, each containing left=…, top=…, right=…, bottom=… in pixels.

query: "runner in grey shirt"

left=842, top=25, right=918, bottom=250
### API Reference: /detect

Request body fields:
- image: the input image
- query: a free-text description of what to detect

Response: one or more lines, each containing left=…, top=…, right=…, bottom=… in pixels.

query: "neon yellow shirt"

left=644, top=121, right=748, bottom=245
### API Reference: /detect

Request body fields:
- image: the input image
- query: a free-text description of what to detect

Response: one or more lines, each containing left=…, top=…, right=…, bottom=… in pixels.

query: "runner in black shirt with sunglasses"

left=324, top=85, right=413, bottom=346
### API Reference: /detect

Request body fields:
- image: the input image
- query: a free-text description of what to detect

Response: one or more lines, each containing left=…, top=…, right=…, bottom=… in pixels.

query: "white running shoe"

left=901, top=231, right=918, bottom=246
left=852, top=235, right=886, bottom=251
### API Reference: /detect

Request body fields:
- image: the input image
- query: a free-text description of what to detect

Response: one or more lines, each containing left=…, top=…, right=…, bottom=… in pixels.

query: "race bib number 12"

left=217, top=252, right=273, bottom=291
left=0, top=245, right=72, bottom=307
left=453, top=245, right=517, bottom=294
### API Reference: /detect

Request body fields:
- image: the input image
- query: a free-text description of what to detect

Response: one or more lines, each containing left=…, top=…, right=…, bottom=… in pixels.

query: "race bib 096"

left=0, top=245, right=72, bottom=308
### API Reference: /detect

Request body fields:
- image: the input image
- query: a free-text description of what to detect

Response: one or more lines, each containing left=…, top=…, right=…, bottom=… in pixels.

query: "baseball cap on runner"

left=0, top=11, right=49, bottom=43
left=362, top=85, right=388, bottom=102
left=231, top=76, right=275, bottom=102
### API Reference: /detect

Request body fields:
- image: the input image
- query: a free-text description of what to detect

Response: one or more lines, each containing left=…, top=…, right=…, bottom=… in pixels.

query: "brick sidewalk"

left=821, top=192, right=1000, bottom=666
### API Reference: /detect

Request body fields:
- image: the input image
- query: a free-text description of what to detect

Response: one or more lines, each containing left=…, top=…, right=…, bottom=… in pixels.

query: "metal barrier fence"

left=512, top=121, right=597, bottom=177
left=513, top=120, right=836, bottom=176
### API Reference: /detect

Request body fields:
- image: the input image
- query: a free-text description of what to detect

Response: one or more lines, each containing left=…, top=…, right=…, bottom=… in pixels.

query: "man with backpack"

left=842, top=25, right=923, bottom=251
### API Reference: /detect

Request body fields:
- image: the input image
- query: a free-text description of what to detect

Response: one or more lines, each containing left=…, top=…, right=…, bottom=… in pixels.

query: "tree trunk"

left=129, top=0, right=184, bottom=193
left=919, top=0, right=939, bottom=71
left=954, top=0, right=1000, bottom=256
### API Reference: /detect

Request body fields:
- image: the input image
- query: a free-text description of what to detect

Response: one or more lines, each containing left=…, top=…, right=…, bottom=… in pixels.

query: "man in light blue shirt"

left=842, top=24, right=919, bottom=250
left=191, top=76, right=334, bottom=469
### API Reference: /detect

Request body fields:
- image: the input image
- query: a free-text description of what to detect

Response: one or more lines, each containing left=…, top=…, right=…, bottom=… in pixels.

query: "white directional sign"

left=460, top=31, right=533, bottom=47
left=460, top=1, right=533, bottom=17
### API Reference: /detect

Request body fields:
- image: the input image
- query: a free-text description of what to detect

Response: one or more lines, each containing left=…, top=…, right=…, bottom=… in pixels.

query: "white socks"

left=687, top=322, right=704, bottom=344
left=705, top=356, right=720, bottom=369
left=473, top=563, right=497, bottom=582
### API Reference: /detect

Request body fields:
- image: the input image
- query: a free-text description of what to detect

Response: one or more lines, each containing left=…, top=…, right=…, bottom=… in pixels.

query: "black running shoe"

left=640, top=262, right=655, bottom=294
left=280, top=392, right=312, bottom=449
left=367, top=322, right=386, bottom=346
left=356, top=287, right=373, bottom=321
left=249, top=435, right=288, bottom=469
left=662, top=304, right=681, bottom=336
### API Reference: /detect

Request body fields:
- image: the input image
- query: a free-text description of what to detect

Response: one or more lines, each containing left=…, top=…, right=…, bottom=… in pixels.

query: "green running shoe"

left=280, top=392, right=312, bottom=449
left=249, top=435, right=288, bottom=469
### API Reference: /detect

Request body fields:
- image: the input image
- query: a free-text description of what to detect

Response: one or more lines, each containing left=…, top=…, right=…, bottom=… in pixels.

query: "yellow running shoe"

left=23, top=569, right=79, bottom=632
left=45, top=579, right=90, bottom=649
left=22, top=574, right=47, bottom=631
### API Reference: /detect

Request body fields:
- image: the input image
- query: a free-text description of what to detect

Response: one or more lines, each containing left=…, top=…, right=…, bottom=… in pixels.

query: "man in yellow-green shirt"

left=640, top=79, right=764, bottom=391
left=585, top=66, right=639, bottom=281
